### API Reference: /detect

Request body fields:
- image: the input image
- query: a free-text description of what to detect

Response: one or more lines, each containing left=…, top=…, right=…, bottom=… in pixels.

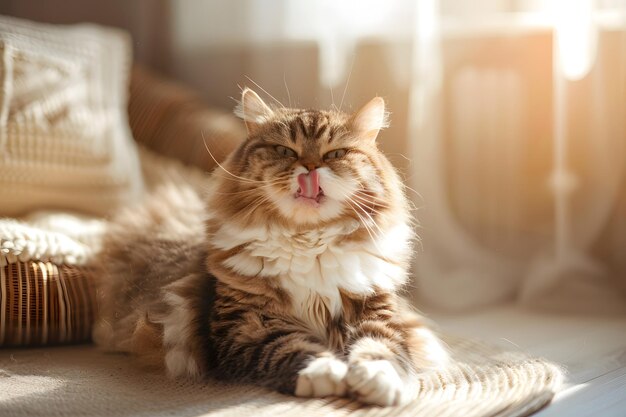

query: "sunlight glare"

left=551, top=0, right=597, bottom=80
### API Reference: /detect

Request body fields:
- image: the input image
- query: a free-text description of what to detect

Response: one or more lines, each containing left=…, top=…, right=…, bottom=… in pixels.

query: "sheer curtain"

left=165, top=0, right=626, bottom=313
left=409, top=0, right=626, bottom=313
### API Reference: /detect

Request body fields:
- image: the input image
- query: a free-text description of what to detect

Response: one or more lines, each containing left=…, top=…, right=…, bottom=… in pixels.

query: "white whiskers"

left=201, top=130, right=267, bottom=185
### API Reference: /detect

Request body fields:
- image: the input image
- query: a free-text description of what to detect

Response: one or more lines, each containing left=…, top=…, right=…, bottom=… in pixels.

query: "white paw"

left=295, top=356, right=348, bottom=398
left=346, top=360, right=406, bottom=406
left=165, top=348, right=201, bottom=379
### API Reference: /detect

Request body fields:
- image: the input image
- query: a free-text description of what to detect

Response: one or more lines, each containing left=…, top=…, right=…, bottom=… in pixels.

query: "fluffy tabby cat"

left=93, top=89, right=448, bottom=406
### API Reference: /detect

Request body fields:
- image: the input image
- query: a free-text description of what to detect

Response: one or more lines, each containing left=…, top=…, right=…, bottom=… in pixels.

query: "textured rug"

left=0, top=334, right=562, bottom=417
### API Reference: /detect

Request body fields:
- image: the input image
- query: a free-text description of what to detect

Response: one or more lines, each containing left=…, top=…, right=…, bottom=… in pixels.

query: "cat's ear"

left=235, top=88, right=274, bottom=134
left=350, top=97, right=389, bottom=142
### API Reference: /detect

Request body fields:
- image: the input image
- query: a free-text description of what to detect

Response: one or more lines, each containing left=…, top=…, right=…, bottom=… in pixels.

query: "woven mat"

left=0, top=335, right=562, bottom=417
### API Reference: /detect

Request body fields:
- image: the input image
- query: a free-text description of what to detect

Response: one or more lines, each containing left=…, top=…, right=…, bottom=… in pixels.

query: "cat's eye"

left=275, top=145, right=297, bottom=158
left=323, top=149, right=347, bottom=160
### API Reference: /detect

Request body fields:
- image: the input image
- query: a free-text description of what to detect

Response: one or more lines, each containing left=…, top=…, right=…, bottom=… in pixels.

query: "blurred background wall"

left=2, top=0, right=625, bottom=313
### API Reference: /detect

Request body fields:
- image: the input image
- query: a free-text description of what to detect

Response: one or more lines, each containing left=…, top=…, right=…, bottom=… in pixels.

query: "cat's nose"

left=303, top=163, right=318, bottom=171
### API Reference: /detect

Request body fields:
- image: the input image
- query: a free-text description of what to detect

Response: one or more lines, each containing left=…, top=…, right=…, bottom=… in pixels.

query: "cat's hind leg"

left=157, top=273, right=213, bottom=379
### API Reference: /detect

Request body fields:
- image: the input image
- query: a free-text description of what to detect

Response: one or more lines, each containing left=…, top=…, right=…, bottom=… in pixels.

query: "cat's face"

left=216, top=89, right=397, bottom=226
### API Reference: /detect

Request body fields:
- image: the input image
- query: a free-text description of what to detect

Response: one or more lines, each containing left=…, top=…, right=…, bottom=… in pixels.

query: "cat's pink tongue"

left=297, top=170, right=321, bottom=199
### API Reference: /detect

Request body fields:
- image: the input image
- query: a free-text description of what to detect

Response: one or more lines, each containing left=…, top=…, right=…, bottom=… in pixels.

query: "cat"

left=92, top=88, right=448, bottom=406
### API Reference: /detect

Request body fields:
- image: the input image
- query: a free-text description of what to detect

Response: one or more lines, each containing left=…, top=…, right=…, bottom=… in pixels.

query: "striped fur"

left=93, top=89, right=448, bottom=406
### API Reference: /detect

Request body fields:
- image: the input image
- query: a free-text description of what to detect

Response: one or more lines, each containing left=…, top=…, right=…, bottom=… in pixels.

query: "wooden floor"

left=430, top=306, right=626, bottom=417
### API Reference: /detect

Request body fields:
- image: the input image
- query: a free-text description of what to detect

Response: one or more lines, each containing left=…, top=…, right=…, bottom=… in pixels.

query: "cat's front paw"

left=295, top=356, right=348, bottom=398
left=346, top=360, right=406, bottom=406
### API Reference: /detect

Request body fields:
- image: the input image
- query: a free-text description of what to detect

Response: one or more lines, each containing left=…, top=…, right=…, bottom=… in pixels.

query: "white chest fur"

left=211, top=220, right=412, bottom=319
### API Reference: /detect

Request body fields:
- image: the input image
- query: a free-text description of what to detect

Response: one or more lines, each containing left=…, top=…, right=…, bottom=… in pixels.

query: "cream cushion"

left=0, top=15, right=143, bottom=217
